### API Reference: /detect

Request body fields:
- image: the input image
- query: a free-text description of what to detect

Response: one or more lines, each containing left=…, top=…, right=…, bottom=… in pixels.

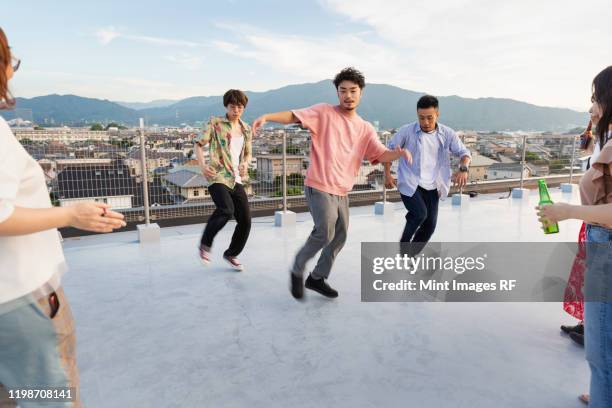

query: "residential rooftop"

left=61, top=188, right=588, bottom=407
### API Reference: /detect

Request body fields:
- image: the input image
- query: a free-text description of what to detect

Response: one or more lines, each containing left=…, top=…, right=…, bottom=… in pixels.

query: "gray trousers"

left=291, top=186, right=349, bottom=280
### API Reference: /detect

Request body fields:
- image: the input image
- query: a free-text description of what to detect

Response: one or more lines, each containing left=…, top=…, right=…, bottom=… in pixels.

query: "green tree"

left=549, top=159, right=565, bottom=172
left=272, top=187, right=303, bottom=197
left=90, top=123, right=104, bottom=131
left=105, top=122, right=127, bottom=130
left=273, top=173, right=304, bottom=189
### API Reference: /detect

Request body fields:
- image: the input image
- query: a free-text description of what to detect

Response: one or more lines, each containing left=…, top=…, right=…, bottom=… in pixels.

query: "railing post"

left=282, top=132, right=287, bottom=213
left=519, top=134, right=527, bottom=190
left=137, top=117, right=160, bottom=243
left=569, top=134, right=577, bottom=184
left=561, top=134, right=578, bottom=193
left=452, top=134, right=466, bottom=206
left=382, top=133, right=388, bottom=204
left=511, top=134, right=529, bottom=199
left=460, top=134, right=465, bottom=196
left=274, top=128, right=295, bottom=226
left=139, top=118, right=151, bottom=225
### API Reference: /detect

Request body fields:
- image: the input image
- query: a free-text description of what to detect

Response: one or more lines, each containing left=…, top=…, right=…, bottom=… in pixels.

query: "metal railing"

left=17, top=124, right=587, bottom=229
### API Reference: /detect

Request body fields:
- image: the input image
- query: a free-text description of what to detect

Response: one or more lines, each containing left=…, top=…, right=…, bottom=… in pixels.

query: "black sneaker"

left=569, top=332, right=584, bottom=347
left=561, top=323, right=584, bottom=335
left=305, top=274, right=338, bottom=298
left=290, top=273, right=304, bottom=300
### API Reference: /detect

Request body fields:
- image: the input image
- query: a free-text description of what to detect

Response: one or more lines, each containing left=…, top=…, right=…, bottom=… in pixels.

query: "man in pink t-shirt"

left=253, top=67, right=412, bottom=300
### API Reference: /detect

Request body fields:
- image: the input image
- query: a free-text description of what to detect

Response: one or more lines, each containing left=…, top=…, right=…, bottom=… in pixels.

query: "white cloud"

left=317, top=0, right=611, bottom=108
left=95, top=27, right=204, bottom=48
left=212, top=27, right=413, bottom=85
left=27, top=5, right=611, bottom=108
left=208, top=2, right=610, bottom=108
left=163, top=53, right=205, bottom=71
left=96, top=26, right=121, bottom=45
left=211, top=40, right=240, bottom=54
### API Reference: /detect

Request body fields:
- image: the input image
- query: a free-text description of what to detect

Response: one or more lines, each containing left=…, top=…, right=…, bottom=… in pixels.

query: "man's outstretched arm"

left=378, top=146, right=413, bottom=164
left=252, top=111, right=299, bottom=134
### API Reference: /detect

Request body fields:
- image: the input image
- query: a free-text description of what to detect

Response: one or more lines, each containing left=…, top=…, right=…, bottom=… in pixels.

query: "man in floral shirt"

left=194, top=89, right=252, bottom=271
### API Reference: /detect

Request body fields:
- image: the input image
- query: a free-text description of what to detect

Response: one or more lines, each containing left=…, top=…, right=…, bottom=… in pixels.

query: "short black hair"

left=417, top=95, right=439, bottom=110
left=223, top=89, right=248, bottom=108
left=333, top=67, right=366, bottom=89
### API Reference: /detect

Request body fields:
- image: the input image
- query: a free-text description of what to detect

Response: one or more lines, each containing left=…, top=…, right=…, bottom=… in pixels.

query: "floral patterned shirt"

left=194, top=116, right=252, bottom=189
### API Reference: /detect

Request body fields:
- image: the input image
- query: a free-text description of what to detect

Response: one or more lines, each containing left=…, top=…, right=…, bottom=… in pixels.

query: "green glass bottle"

left=538, top=179, right=559, bottom=234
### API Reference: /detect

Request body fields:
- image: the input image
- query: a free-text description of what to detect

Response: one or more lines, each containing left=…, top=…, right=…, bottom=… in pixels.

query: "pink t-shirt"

left=292, top=103, right=387, bottom=196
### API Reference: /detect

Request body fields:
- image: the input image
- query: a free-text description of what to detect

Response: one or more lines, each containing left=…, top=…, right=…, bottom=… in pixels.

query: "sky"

left=3, top=0, right=611, bottom=110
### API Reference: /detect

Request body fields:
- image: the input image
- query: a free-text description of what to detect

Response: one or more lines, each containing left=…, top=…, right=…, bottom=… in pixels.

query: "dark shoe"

left=569, top=332, right=584, bottom=347
left=290, top=273, right=304, bottom=300
left=305, top=274, right=338, bottom=298
left=561, top=323, right=584, bottom=335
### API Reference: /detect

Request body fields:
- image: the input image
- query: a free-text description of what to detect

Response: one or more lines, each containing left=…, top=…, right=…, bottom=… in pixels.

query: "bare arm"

left=252, top=111, right=299, bottom=134
left=538, top=202, right=612, bottom=228
left=378, top=146, right=412, bottom=164
left=538, top=163, right=612, bottom=226
left=194, top=142, right=207, bottom=168
left=383, top=162, right=397, bottom=189
left=194, top=140, right=216, bottom=179
left=0, top=203, right=126, bottom=236
left=568, top=203, right=612, bottom=226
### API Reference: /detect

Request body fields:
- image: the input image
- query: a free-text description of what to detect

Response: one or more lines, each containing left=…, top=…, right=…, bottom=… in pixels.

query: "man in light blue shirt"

left=384, top=95, right=471, bottom=253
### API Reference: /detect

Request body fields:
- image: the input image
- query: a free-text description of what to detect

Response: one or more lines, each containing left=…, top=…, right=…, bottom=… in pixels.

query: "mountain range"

left=1, top=80, right=588, bottom=131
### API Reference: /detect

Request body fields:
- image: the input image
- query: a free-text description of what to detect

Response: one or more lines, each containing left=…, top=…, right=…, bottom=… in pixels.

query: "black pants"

left=400, top=186, right=439, bottom=254
left=201, top=183, right=251, bottom=257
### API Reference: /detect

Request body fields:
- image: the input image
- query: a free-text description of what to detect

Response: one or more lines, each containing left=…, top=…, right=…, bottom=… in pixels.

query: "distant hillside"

left=2, top=94, right=137, bottom=125
left=1, top=82, right=588, bottom=131
left=115, top=99, right=178, bottom=110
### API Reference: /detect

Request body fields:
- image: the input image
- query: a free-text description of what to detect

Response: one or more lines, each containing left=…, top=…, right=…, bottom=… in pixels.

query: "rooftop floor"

left=62, top=188, right=588, bottom=408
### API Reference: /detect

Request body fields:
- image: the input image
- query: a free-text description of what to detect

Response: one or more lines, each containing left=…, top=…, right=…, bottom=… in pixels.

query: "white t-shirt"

left=591, top=131, right=612, bottom=163
left=0, top=117, right=66, bottom=307
left=418, top=131, right=440, bottom=190
left=230, top=129, right=244, bottom=184
left=592, top=141, right=601, bottom=164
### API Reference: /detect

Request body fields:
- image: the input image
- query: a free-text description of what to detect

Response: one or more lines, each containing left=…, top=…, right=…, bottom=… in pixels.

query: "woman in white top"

left=0, top=28, right=125, bottom=408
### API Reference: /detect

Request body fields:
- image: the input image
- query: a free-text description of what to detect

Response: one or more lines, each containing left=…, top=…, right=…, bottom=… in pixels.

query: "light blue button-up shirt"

left=387, top=122, right=471, bottom=199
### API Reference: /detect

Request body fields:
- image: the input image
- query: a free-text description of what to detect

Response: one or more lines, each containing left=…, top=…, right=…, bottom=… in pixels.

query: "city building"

left=467, top=153, right=498, bottom=182
left=162, top=169, right=210, bottom=202
left=486, top=162, right=532, bottom=180
left=13, top=128, right=111, bottom=143
left=256, top=155, right=305, bottom=182
left=55, top=163, right=136, bottom=209
left=124, top=149, right=185, bottom=179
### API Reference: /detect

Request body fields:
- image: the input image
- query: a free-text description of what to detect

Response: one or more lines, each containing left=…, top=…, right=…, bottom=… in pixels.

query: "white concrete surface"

left=61, top=188, right=588, bottom=408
